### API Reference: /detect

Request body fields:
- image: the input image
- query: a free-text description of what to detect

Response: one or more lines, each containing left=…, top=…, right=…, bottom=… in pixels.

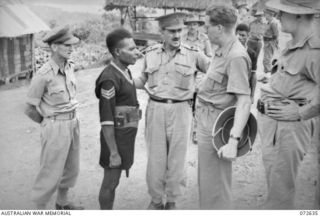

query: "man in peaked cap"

left=257, top=0, right=320, bottom=209
left=248, top=10, right=267, bottom=82
left=24, top=25, right=83, bottom=210
left=134, top=12, right=210, bottom=209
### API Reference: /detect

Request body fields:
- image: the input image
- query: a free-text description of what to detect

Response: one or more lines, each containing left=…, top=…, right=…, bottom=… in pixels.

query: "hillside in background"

left=25, top=0, right=104, bottom=5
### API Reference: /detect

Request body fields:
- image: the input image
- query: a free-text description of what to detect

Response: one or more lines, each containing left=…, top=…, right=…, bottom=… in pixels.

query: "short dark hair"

left=206, top=5, right=237, bottom=30
left=236, top=23, right=250, bottom=33
left=106, top=28, right=132, bottom=57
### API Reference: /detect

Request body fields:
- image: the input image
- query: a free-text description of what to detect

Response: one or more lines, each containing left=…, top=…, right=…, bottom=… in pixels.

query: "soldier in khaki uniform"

left=134, top=12, right=209, bottom=210
left=258, top=0, right=320, bottom=209
left=182, top=14, right=213, bottom=58
left=196, top=6, right=252, bottom=209
left=248, top=10, right=266, bottom=81
left=263, top=9, right=279, bottom=75
left=304, top=0, right=320, bottom=209
left=24, top=26, right=83, bottom=210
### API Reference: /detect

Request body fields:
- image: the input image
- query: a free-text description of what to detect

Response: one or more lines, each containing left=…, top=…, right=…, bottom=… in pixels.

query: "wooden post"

left=133, top=6, right=137, bottom=31
left=30, top=34, right=35, bottom=78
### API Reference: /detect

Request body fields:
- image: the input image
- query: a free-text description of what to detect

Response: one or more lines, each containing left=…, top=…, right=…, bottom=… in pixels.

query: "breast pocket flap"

left=175, top=63, right=193, bottom=76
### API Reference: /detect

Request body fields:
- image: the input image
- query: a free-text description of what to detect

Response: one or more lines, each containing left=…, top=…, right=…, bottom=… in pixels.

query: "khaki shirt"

left=249, top=19, right=267, bottom=40
left=197, top=38, right=252, bottom=109
left=182, top=32, right=213, bottom=57
left=260, top=33, right=320, bottom=120
left=135, top=43, right=210, bottom=100
left=27, top=58, right=78, bottom=117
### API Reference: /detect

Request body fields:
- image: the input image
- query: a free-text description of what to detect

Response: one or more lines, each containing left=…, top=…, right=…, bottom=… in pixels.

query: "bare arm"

left=101, top=125, right=121, bottom=167
left=24, top=103, right=43, bottom=124
left=230, top=94, right=252, bottom=137
left=217, top=94, right=251, bottom=161
left=133, top=56, right=148, bottom=89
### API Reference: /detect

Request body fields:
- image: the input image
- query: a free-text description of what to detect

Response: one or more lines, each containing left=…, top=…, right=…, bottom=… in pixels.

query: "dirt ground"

left=0, top=63, right=318, bottom=210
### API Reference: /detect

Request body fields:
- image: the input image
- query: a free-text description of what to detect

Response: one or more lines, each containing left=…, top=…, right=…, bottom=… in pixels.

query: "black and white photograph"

left=0, top=0, right=319, bottom=214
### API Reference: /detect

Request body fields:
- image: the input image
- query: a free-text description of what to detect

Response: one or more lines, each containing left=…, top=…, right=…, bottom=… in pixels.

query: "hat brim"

left=184, top=20, right=205, bottom=26
left=63, top=36, right=80, bottom=45
left=266, top=0, right=318, bottom=14
left=212, top=106, right=257, bottom=157
left=165, top=24, right=185, bottom=30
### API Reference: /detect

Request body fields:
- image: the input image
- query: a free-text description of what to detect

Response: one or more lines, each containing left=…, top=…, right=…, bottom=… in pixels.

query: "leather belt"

left=47, top=111, right=76, bottom=121
left=150, top=97, right=191, bottom=104
left=257, top=99, right=307, bottom=115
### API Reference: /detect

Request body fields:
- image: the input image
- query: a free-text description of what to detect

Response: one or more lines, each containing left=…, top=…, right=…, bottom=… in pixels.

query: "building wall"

left=0, top=34, right=34, bottom=80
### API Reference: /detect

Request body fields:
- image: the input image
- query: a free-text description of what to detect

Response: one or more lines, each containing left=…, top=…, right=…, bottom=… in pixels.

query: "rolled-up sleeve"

left=26, top=75, right=47, bottom=106
left=299, top=55, right=320, bottom=120
left=226, top=57, right=251, bottom=95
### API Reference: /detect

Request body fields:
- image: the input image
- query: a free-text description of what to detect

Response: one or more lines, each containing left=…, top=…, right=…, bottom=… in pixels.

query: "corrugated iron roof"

left=0, top=1, right=50, bottom=37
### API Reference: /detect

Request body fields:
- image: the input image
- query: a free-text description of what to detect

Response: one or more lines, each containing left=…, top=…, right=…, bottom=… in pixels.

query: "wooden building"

left=0, top=0, right=49, bottom=83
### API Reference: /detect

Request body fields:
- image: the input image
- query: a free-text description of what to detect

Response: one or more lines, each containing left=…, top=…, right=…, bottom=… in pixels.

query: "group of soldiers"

left=25, top=0, right=320, bottom=210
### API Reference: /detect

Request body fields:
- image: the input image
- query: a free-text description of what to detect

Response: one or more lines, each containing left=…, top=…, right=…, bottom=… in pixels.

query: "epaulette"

left=181, top=43, right=199, bottom=52
left=37, top=62, right=52, bottom=75
left=142, top=43, right=162, bottom=54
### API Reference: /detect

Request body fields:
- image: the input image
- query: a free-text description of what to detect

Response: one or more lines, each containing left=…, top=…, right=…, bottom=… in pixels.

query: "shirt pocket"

left=174, top=63, right=194, bottom=90
left=271, top=63, right=299, bottom=97
left=204, top=71, right=225, bottom=93
left=146, top=67, right=159, bottom=89
left=48, top=85, right=68, bottom=104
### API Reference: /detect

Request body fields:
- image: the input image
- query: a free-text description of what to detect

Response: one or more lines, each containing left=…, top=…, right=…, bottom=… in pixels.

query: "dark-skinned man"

left=95, top=28, right=142, bottom=209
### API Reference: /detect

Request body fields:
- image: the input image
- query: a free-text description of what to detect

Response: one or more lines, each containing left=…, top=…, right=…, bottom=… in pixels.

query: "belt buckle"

left=167, top=99, right=173, bottom=104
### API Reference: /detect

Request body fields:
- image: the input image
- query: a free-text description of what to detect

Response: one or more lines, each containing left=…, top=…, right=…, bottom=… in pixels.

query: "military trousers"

left=145, top=100, right=192, bottom=203
left=263, top=40, right=278, bottom=73
left=31, top=117, right=80, bottom=205
left=196, top=101, right=232, bottom=209
left=247, top=38, right=262, bottom=71
left=258, top=113, right=313, bottom=209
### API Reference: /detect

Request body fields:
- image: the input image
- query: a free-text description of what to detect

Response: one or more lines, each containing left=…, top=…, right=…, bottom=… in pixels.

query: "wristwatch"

left=229, top=134, right=241, bottom=141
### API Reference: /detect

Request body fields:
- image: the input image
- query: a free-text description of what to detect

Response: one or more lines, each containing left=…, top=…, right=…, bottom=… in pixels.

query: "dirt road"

left=0, top=67, right=318, bottom=210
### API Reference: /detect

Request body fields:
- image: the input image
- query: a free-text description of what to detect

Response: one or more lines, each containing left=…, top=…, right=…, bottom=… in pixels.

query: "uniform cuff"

left=26, top=97, right=41, bottom=107
left=298, top=104, right=320, bottom=120
left=101, top=121, right=114, bottom=126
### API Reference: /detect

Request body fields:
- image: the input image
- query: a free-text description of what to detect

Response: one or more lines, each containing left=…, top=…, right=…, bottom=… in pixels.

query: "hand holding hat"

left=217, top=140, right=237, bottom=161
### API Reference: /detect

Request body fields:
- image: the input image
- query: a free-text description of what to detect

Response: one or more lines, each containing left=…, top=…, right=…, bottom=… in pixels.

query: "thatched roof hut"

left=0, top=0, right=49, bottom=84
left=104, top=0, right=233, bottom=11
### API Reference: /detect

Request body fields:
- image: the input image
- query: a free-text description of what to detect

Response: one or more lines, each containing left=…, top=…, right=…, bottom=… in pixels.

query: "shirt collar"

left=49, top=58, right=61, bottom=75
left=215, top=37, right=237, bottom=57
left=110, top=61, right=133, bottom=83
left=184, top=31, right=200, bottom=42
left=159, top=43, right=185, bottom=55
left=286, top=32, right=314, bottom=50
